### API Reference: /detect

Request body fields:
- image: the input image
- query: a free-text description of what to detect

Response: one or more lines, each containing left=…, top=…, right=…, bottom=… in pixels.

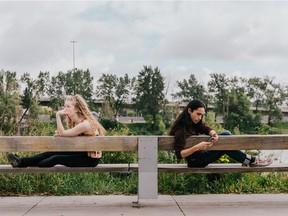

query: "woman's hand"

left=196, top=141, right=214, bottom=150
left=55, top=109, right=67, bottom=136
left=180, top=140, right=214, bottom=158
left=54, top=130, right=60, bottom=137
left=56, top=109, right=66, bottom=116
left=209, top=130, right=219, bottom=142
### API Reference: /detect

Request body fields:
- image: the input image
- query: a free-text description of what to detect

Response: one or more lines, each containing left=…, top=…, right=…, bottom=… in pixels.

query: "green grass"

left=159, top=172, right=288, bottom=194
left=0, top=172, right=138, bottom=196
left=2, top=172, right=287, bottom=196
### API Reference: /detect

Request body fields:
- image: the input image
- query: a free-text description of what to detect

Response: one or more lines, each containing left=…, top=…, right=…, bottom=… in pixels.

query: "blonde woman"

left=7, top=94, right=105, bottom=167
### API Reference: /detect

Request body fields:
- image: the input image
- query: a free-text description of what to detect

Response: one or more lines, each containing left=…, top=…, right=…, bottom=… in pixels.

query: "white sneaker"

left=249, top=157, right=273, bottom=167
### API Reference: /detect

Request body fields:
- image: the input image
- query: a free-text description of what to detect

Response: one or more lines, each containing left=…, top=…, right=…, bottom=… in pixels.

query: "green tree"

left=207, top=73, right=230, bottom=123
left=133, top=66, right=165, bottom=126
left=263, top=77, right=286, bottom=124
left=96, top=73, right=133, bottom=117
left=115, top=74, right=135, bottom=116
left=47, top=69, right=94, bottom=110
left=208, top=74, right=262, bottom=132
left=47, top=71, right=66, bottom=110
left=64, top=69, right=94, bottom=105
left=246, top=77, right=266, bottom=111
left=0, top=70, right=20, bottom=134
left=173, top=74, right=209, bottom=104
left=20, top=72, right=50, bottom=123
left=246, top=76, right=286, bottom=124
left=225, top=88, right=262, bottom=133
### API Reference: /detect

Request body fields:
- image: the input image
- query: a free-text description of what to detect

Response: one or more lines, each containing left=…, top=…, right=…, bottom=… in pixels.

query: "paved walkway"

left=1, top=194, right=288, bottom=216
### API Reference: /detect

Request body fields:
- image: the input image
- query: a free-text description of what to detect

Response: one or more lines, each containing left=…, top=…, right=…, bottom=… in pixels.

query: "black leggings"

left=185, top=130, right=251, bottom=167
left=18, top=152, right=100, bottom=168
left=186, top=149, right=248, bottom=167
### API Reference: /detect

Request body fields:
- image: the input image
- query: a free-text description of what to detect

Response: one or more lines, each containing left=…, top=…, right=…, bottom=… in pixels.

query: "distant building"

left=38, top=97, right=288, bottom=123
left=117, top=116, right=145, bottom=123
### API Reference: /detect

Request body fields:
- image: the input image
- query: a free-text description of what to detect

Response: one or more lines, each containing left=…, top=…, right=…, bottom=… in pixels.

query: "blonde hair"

left=65, top=94, right=106, bottom=136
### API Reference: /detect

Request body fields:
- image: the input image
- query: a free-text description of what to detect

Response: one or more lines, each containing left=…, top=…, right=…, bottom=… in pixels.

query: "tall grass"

left=0, top=172, right=138, bottom=196
left=159, top=172, right=288, bottom=194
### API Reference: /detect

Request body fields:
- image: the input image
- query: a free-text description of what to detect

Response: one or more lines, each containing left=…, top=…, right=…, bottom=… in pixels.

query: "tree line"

left=1, top=66, right=287, bottom=135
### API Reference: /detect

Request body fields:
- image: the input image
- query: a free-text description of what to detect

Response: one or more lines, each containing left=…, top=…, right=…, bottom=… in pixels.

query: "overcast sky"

left=1, top=0, right=288, bottom=96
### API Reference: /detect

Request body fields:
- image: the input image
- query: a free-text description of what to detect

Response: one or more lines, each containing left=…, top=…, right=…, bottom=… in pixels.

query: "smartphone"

left=207, top=137, right=215, bottom=142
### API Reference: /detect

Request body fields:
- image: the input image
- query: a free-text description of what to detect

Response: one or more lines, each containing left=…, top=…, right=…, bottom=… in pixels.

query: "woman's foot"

left=6, top=153, right=21, bottom=167
left=249, top=157, right=273, bottom=167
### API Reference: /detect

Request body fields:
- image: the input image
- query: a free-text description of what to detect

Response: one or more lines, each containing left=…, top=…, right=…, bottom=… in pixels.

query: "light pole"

left=71, top=40, right=77, bottom=70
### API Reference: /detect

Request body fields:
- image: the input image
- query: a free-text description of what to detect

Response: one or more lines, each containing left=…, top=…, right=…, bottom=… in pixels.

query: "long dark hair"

left=169, top=99, right=207, bottom=135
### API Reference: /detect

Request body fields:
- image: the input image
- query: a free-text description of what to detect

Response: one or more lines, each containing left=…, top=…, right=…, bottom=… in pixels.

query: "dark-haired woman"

left=169, top=99, right=272, bottom=168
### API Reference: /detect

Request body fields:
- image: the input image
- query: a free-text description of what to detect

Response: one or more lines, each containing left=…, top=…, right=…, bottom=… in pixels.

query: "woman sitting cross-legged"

left=7, top=94, right=105, bottom=168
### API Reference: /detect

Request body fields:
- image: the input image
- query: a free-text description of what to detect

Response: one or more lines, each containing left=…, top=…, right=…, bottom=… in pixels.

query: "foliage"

left=2, top=170, right=288, bottom=196
left=99, top=118, right=123, bottom=130
left=256, top=123, right=271, bottom=135
left=133, top=65, right=165, bottom=126
left=207, top=73, right=230, bottom=121
left=64, top=69, right=94, bottom=101
left=23, top=121, right=56, bottom=136
left=47, top=69, right=95, bottom=109
left=270, top=121, right=288, bottom=128
left=208, top=74, right=263, bottom=133
left=139, top=114, right=166, bottom=135
left=173, top=74, right=209, bottom=104
left=125, top=123, right=152, bottom=135
left=246, top=76, right=286, bottom=124
left=99, top=102, right=115, bottom=119
left=0, top=172, right=138, bottom=196
left=203, top=111, right=224, bottom=133
left=162, top=101, right=179, bottom=129
left=20, top=71, right=50, bottom=122
left=0, top=70, right=20, bottom=134
left=158, top=172, right=288, bottom=195
left=224, top=88, right=262, bottom=133
left=46, top=71, right=66, bottom=110
left=96, top=73, right=134, bottom=117
left=154, top=114, right=166, bottom=135
left=158, top=151, right=179, bottom=164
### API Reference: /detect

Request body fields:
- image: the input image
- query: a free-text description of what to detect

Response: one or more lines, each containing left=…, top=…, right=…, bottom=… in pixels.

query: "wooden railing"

left=1, top=135, right=288, bottom=201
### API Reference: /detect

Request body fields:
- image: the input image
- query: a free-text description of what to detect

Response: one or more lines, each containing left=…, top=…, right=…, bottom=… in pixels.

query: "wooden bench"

left=1, top=135, right=288, bottom=201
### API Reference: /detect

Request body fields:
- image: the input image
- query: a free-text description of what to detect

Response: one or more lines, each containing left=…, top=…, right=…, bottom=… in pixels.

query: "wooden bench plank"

left=158, top=135, right=288, bottom=150
left=2, top=163, right=288, bottom=174
left=0, top=136, right=138, bottom=152
left=0, top=164, right=132, bottom=174
left=1, top=135, right=288, bottom=152
left=157, top=163, right=288, bottom=174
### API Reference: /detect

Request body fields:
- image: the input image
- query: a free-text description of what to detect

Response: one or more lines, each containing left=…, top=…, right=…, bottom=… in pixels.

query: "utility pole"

left=71, top=40, right=77, bottom=70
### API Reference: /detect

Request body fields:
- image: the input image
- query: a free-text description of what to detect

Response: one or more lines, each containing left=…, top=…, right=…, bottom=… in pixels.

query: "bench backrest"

left=159, top=134, right=288, bottom=150
left=1, top=135, right=288, bottom=152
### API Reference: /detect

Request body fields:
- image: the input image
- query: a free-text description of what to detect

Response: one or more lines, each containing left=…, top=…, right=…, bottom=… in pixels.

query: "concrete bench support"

left=138, top=136, right=158, bottom=200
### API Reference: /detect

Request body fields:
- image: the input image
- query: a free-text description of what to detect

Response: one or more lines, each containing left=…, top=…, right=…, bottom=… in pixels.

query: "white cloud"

left=154, top=1, right=288, bottom=64
left=1, top=1, right=288, bottom=95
